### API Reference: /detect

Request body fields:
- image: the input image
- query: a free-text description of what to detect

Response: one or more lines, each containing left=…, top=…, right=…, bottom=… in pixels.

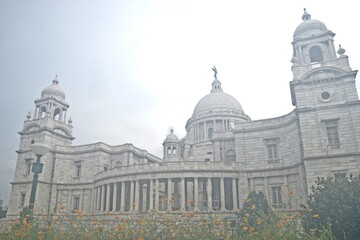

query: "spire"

left=302, top=8, right=311, bottom=21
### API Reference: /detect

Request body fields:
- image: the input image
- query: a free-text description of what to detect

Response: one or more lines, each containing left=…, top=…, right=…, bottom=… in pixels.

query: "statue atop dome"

left=212, top=66, right=218, bottom=79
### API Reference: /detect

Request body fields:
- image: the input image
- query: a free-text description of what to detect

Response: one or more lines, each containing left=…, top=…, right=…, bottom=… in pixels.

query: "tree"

left=303, top=174, right=360, bottom=240
left=0, top=208, right=6, bottom=219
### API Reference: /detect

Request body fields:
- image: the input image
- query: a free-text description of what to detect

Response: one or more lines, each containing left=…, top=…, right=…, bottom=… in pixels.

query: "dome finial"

left=170, top=128, right=174, bottom=133
left=337, top=44, right=346, bottom=56
left=53, top=75, right=59, bottom=85
left=302, top=8, right=311, bottom=21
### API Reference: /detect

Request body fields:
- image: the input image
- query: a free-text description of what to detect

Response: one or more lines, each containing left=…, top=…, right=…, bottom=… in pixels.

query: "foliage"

left=0, top=208, right=6, bottom=219
left=0, top=202, right=335, bottom=240
left=235, top=191, right=334, bottom=239
left=302, top=174, right=360, bottom=240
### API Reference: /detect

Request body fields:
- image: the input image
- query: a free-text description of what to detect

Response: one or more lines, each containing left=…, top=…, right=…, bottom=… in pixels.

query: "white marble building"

left=7, top=10, right=360, bottom=218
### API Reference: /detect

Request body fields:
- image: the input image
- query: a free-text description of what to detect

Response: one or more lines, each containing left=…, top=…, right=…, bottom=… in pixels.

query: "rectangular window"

left=73, top=196, right=80, bottom=210
left=264, top=138, right=279, bottom=162
left=326, top=126, right=340, bottom=147
left=334, top=172, right=346, bottom=179
left=20, top=193, right=26, bottom=207
left=324, top=119, right=340, bottom=148
left=271, top=186, right=282, bottom=208
left=75, top=165, right=81, bottom=177
left=25, top=159, right=32, bottom=175
left=74, top=161, right=82, bottom=177
left=267, top=144, right=278, bottom=160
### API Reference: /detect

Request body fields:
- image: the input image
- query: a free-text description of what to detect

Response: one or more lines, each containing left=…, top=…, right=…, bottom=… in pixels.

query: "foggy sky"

left=1, top=0, right=359, bottom=206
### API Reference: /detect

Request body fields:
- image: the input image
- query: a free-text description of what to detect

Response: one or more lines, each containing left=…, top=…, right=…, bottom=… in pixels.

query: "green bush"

left=302, top=174, right=360, bottom=240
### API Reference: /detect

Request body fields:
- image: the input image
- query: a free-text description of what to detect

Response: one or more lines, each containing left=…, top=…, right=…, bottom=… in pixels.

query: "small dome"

left=293, top=9, right=328, bottom=39
left=41, top=77, right=66, bottom=101
left=193, top=92, right=244, bottom=116
left=293, top=19, right=328, bottom=39
left=164, top=129, right=178, bottom=143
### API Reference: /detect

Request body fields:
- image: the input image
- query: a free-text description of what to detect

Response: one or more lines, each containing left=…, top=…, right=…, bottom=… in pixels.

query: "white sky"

left=0, top=0, right=359, bottom=205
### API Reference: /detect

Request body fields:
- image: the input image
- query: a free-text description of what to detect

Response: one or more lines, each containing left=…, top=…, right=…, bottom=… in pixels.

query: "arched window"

left=225, top=149, right=236, bottom=162
left=172, top=147, right=176, bottom=155
left=310, top=46, right=323, bottom=63
left=115, top=161, right=122, bottom=167
left=53, top=108, right=61, bottom=121
left=39, top=106, right=47, bottom=118
left=208, top=128, right=214, bottom=139
left=167, top=147, right=171, bottom=155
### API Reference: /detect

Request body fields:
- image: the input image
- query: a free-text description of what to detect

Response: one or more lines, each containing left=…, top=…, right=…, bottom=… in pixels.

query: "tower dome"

left=41, top=76, right=66, bottom=101
left=293, top=9, right=328, bottom=40
left=164, top=129, right=178, bottom=143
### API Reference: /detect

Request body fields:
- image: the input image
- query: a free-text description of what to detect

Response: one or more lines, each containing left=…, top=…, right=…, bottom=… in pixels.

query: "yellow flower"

left=243, top=226, right=249, bottom=231
left=312, top=214, right=319, bottom=218
left=251, top=204, right=256, bottom=209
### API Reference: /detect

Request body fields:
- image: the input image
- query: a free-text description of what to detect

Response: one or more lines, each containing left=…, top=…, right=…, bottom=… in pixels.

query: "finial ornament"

left=212, top=66, right=218, bottom=79
left=170, top=128, right=174, bottom=133
left=302, top=8, right=311, bottom=21
left=337, top=44, right=346, bottom=56
left=26, top=112, right=31, bottom=120
left=53, top=74, right=59, bottom=85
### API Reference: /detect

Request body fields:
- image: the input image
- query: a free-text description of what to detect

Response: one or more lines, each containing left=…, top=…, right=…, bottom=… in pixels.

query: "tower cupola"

left=163, top=128, right=180, bottom=160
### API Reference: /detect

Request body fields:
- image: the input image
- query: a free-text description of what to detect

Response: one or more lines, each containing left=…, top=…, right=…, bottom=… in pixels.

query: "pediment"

left=301, top=67, right=346, bottom=82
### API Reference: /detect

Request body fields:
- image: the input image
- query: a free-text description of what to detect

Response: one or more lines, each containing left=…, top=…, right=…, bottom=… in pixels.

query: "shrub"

left=302, top=174, right=360, bottom=240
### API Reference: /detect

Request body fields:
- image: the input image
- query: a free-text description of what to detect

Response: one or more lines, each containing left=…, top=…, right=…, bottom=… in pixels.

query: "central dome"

left=193, top=92, right=244, bottom=116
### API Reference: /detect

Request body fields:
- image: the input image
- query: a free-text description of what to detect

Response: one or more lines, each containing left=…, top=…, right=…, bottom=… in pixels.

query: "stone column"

left=155, top=179, right=159, bottom=211
left=180, top=178, right=186, bottom=211
left=167, top=178, right=172, bottom=211
left=264, top=177, right=269, bottom=204
left=249, top=178, right=254, bottom=192
left=130, top=181, right=134, bottom=211
left=63, top=110, right=67, bottom=122
left=232, top=178, right=238, bottom=210
left=80, top=189, right=84, bottom=210
left=100, top=185, right=106, bottom=212
left=105, top=184, right=111, bottom=212
left=112, top=182, right=118, bottom=212
left=194, top=177, right=199, bottom=212
left=149, top=179, right=154, bottom=211
left=203, top=122, right=206, bottom=140
left=207, top=178, right=213, bottom=211
left=220, top=178, right=226, bottom=211
left=120, top=182, right=126, bottom=212
left=33, top=107, right=38, bottom=120
left=134, top=180, right=140, bottom=212
left=67, top=189, right=72, bottom=212
left=284, top=175, right=289, bottom=209
left=96, top=187, right=101, bottom=212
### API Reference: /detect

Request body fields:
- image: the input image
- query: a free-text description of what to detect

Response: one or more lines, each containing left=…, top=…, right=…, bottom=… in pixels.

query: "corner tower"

left=7, top=76, right=75, bottom=217
left=290, top=10, right=360, bottom=193
left=290, top=9, right=358, bottom=108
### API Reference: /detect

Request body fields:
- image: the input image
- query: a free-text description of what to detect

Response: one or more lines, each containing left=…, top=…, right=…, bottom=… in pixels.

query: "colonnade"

left=193, top=119, right=231, bottom=142
left=93, top=177, right=239, bottom=213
